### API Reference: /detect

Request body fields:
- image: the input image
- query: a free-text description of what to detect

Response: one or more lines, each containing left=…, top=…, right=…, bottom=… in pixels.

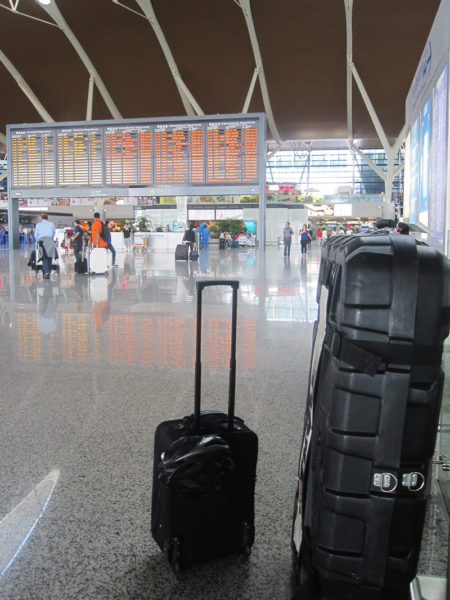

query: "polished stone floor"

left=0, top=243, right=447, bottom=600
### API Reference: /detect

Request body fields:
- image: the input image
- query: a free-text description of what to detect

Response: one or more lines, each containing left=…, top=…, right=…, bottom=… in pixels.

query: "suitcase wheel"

left=238, top=521, right=252, bottom=557
left=168, top=537, right=181, bottom=575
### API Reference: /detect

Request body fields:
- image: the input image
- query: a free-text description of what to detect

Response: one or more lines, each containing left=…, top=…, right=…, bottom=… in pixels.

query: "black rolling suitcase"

left=75, top=248, right=88, bottom=274
left=175, top=243, right=189, bottom=260
left=292, top=233, right=450, bottom=599
left=152, top=279, right=258, bottom=573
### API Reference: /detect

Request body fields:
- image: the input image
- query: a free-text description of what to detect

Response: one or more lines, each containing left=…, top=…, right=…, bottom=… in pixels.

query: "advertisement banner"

left=419, top=96, right=431, bottom=227
left=430, top=64, right=448, bottom=249
left=410, top=119, right=419, bottom=224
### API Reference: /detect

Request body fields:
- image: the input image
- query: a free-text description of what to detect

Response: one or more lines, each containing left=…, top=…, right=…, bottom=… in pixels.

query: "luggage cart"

left=28, top=241, right=60, bottom=281
left=133, top=232, right=147, bottom=254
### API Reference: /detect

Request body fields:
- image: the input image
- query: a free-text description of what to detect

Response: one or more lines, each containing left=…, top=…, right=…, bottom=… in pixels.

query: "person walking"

left=91, top=212, right=107, bottom=249
left=105, top=221, right=117, bottom=266
left=183, top=223, right=197, bottom=257
left=283, top=221, right=294, bottom=257
left=123, top=223, right=133, bottom=252
left=299, top=224, right=312, bottom=256
left=71, top=219, right=84, bottom=263
left=35, top=213, right=56, bottom=279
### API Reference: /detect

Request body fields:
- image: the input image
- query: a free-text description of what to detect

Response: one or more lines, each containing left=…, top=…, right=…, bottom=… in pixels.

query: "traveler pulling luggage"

left=292, top=232, right=450, bottom=599
left=152, top=280, right=258, bottom=573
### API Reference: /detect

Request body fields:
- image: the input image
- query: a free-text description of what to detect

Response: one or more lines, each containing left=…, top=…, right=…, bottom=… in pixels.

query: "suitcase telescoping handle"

left=195, top=280, right=239, bottom=432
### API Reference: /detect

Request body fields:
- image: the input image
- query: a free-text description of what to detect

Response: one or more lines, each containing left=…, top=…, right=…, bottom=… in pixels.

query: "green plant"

left=219, top=219, right=245, bottom=236
left=209, top=224, right=220, bottom=238
left=138, top=217, right=148, bottom=231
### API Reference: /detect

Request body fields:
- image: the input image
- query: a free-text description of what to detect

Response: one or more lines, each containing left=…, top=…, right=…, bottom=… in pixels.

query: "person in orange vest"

left=91, top=212, right=107, bottom=248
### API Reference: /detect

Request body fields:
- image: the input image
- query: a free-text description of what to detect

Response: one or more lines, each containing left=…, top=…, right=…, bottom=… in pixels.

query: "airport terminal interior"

left=0, top=0, right=449, bottom=599
left=0, top=242, right=447, bottom=600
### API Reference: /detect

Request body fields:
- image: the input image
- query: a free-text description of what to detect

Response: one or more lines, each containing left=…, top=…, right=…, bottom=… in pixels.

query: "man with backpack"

left=91, top=212, right=108, bottom=249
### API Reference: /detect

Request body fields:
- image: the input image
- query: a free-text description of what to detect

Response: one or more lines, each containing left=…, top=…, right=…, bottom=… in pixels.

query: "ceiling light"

left=37, top=0, right=52, bottom=5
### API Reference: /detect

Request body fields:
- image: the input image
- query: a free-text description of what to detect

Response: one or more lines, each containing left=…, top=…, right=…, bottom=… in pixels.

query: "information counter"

left=144, top=232, right=184, bottom=250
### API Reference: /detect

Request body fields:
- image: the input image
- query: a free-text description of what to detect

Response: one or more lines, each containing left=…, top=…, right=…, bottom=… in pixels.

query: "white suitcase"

left=89, top=248, right=108, bottom=274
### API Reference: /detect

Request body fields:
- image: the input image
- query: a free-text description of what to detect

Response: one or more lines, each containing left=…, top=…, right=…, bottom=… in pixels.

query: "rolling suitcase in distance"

left=152, top=280, right=258, bottom=573
left=292, top=233, right=450, bottom=600
left=175, top=243, right=189, bottom=261
left=89, top=247, right=108, bottom=274
left=75, top=248, right=88, bottom=274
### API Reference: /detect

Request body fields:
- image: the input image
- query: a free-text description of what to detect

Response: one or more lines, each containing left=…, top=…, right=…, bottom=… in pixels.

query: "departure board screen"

left=154, top=123, right=204, bottom=184
left=57, top=127, right=103, bottom=186
left=11, top=130, right=56, bottom=187
left=105, top=125, right=152, bottom=185
left=7, top=113, right=265, bottom=197
left=207, top=121, right=258, bottom=183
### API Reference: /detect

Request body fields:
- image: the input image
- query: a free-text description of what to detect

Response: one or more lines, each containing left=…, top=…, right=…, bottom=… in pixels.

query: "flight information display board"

left=57, top=127, right=103, bottom=186
left=10, top=129, right=56, bottom=187
left=7, top=114, right=265, bottom=198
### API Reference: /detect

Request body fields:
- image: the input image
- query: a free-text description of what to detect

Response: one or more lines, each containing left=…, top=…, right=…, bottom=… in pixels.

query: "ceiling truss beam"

left=133, top=0, right=203, bottom=116
left=0, top=48, right=53, bottom=122
left=36, top=0, right=122, bottom=120
left=237, top=0, right=282, bottom=142
left=242, top=66, right=259, bottom=114
left=344, top=0, right=353, bottom=141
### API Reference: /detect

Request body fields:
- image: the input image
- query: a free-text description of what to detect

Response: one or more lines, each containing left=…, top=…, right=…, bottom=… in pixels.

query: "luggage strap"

left=325, top=235, right=422, bottom=587
left=325, top=236, right=426, bottom=376
left=325, top=329, right=382, bottom=376
left=325, top=328, right=442, bottom=374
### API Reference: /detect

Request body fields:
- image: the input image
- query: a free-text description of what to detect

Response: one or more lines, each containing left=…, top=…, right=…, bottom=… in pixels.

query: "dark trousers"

left=301, top=241, right=308, bottom=254
left=42, top=257, right=52, bottom=276
left=284, top=238, right=292, bottom=256
left=106, top=243, right=116, bottom=264
left=74, top=246, right=83, bottom=262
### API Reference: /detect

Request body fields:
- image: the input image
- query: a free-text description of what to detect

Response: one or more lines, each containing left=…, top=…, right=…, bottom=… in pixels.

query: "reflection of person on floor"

left=183, top=261, right=198, bottom=294
left=300, top=256, right=308, bottom=280
left=199, top=248, right=210, bottom=273
left=37, top=282, right=59, bottom=334
left=35, top=213, right=56, bottom=279
left=73, top=270, right=89, bottom=310
left=93, top=269, right=116, bottom=329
